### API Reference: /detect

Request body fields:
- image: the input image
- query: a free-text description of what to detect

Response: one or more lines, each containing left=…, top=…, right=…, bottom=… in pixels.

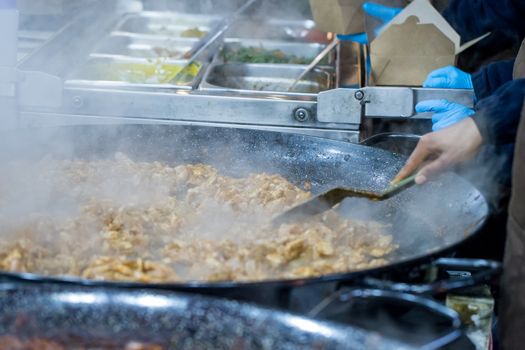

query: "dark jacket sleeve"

left=472, top=60, right=515, bottom=100
left=443, top=0, right=525, bottom=43
left=473, top=79, right=525, bottom=146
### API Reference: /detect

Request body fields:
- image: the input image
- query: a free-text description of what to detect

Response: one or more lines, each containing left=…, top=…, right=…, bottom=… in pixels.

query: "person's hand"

left=337, top=2, right=402, bottom=44
left=423, top=66, right=473, bottom=89
left=416, top=99, right=475, bottom=131
left=393, top=118, right=483, bottom=185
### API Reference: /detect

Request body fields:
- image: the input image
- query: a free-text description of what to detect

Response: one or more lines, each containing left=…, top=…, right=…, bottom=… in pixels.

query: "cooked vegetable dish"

left=0, top=154, right=396, bottom=283
left=222, top=46, right=311, bottom=64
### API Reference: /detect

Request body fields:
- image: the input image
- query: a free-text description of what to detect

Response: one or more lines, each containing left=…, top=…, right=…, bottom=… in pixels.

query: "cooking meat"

left=0, top=153, right=396, bottom=283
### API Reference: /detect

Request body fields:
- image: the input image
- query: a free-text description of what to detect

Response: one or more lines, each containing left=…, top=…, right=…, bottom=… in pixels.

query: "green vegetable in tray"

left=222, top=46, right=312, bottom=64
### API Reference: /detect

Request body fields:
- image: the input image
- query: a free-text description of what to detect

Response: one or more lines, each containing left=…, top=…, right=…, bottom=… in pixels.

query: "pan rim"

left=0, top=124, right=489, bottom=290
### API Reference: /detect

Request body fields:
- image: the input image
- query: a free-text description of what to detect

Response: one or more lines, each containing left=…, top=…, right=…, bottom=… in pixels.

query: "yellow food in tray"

left=110, top=62, right=183, bottom=84
left=81, top=60, right=201, bottom=85
left=110, top=61, right=201, bottom=84
left=180, top=27, right=208, bottom=38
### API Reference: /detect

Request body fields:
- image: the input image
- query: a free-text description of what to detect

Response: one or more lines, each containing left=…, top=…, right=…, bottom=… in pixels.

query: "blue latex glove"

left=423, top=66, right=473, bottom=89
left=337, top=33, right=368, bottom=44
left=364, top=2, right=403, bottom=35
left=416, top=99, right=475, bottom=131
left=337, top=2, right=402, bottom=44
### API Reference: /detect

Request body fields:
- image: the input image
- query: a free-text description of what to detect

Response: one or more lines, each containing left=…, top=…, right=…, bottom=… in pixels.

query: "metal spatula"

left=174, top=0, right=260, bottom=81
left=287, top=39, right=339, bottom=92
left=272, top=174, right=417, bottom=226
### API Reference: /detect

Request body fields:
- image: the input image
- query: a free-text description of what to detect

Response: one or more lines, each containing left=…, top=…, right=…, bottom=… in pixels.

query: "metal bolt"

left=294, top=108, right=310, bottom=122
left=354, top=90, right=365, bottom=101
left=72, top=96, right=83, bottom=108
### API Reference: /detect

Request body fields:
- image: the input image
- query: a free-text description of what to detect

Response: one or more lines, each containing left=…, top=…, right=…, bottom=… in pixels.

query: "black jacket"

left=472, top=60, right=514, bottom=100
left=442, top=1, right=525, bottom=144
left=467, top=79, right=523, bottom=206
left=474, top=79, right=525, bottom=146
left=443, top=0, right=525, bottom=73
left=444, top=0, right=525, bottom=44
left=444, top=0, right=525, bottom=85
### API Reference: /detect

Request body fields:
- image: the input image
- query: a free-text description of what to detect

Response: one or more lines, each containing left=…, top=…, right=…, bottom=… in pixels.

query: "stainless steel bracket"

left=364, top=87, right=474, bottom=119
left=0, top=66, right=63, bottom=108
left=17, top=70, right=63, bottom=108
left=316, top=87, right=475, bottom=123
left=317, top=88, right=363, bottom=124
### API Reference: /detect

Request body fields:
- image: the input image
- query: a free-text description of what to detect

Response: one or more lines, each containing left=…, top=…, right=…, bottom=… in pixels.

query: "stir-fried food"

left=0, top=154, right=396, bottom=283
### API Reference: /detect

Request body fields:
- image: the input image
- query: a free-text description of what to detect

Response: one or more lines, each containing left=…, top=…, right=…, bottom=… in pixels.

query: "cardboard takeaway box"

left=309, top=0, right=365, bottom=35
left=370, top=0, right=489, bottom=86
left=309, top=0, right=408, bottom=35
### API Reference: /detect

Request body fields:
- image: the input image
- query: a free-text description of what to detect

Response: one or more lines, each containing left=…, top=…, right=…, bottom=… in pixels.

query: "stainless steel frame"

left=13, top=4, right=474, bottom=142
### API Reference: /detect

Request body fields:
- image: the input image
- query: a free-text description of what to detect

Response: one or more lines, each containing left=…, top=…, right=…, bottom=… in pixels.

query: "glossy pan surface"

left=0, top=125, right=488, bottom=301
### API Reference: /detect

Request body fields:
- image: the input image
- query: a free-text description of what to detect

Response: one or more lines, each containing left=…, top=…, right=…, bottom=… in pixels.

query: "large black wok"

left=0, top=283, right=472, bottom=349
left=0, top=125, right=491, bottom=309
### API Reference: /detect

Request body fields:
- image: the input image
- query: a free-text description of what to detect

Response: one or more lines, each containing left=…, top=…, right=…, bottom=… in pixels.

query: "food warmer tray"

left=113, top=11, right=222, bottom=39
left=200, top=63, right=333, bottom=97
left=198, top=38, right=335, bottom=97
left=63, top=11, right=225, bottom=91
left=14, top=6, right=474, bottom=143
left=92, top=33, right=199, bottom=60
left=226, top=18, right=319, bottom=42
